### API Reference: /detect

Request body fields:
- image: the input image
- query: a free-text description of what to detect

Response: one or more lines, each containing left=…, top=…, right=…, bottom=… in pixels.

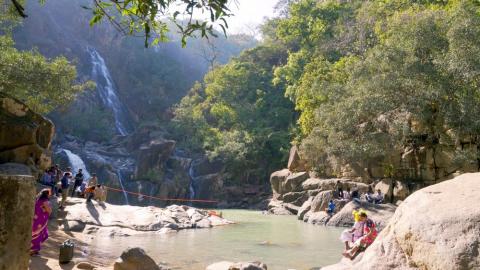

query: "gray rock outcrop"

left=0, top=174, right=36, bottom=270
left=64, top=198, right=233, bottom=233
left=0, top=93, right=55, bottom=175
left=113, top=247, right=161, bottom=270
left=322, top=173, right=480, bottom=270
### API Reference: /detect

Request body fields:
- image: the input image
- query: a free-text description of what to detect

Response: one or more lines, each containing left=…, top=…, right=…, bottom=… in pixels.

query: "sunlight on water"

left=87, top=210, right=344, bottom=269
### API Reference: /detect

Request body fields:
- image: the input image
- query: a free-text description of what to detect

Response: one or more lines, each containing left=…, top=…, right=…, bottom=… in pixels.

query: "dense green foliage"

left=172, top=44, right=296, bottom=184
left=0, top=1, right=91, bottom=114
left=275, top=0, right=480, bottom=175
left=174, top=0, right=480, bottom=182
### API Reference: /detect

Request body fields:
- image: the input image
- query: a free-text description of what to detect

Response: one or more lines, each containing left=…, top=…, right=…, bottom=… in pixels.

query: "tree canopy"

left=173, top=0, right=480, bottom=183
left=0, top=1, right=91, bottom=113
left=10, top=0, right=232, bottom=47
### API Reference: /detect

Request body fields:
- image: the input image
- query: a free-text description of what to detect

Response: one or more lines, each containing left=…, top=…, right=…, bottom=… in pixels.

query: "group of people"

left=32, top=165, right=107, bottom=256
left=337, top=186, right=384, bottom=204
left=339, top=209, right=378, bottom=259
left=39, top=165, right=107, bottom=208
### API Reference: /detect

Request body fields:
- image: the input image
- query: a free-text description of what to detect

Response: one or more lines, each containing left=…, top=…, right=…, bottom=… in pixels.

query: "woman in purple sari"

left=31, top=189, right=52, bottom=256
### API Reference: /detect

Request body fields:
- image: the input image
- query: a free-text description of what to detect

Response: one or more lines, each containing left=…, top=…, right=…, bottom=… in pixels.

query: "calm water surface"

left=88, top=210, right=344, bottom=269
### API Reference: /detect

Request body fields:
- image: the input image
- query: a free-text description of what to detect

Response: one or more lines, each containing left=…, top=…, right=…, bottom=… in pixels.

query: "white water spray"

left=62, top=149, right=91, bottom=181
left=87, top=47, right=131, bottom=136
left=188, top=161, right=196, bottom=202
left=116, top=169, right=130, bottom=205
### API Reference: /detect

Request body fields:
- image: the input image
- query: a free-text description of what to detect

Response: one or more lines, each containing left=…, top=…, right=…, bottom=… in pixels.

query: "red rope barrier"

left=103, top=186, right=219, bottom=203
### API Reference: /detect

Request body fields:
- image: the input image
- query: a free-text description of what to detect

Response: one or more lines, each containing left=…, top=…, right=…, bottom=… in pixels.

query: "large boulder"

left=267, top=200, right=293, bottom=215
left=287, top=145, right=306, bottom=172
left=326, top=200, right=396, bottom=230
left=0, top=174, right=36, bottom=270
left=283, top=172, right=309, bottom=192
left=297, top=197, right=313, bottom=220
left=374, top=179, right=410, bottom=202
left=301, top=178, right=370, bottom=194
left=64, top=198, right=232, bottom=231
left=113, top=247, right=161, bottom=270
left=310, top=190, right=334, bottom=212
left=0, top=93, right=54, bottom=173
left=282, top=191, right=308, bottom=206
left=135, top=139, right=176, bottom=179
left=269, top=169, right=290, bottom=196
left=323, top=173, right=480, bottom=270
left=307, top=211, right=331, bottom=225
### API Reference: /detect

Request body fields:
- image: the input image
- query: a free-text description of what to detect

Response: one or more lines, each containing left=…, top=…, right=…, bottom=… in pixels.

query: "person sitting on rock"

left=337, top=187, right=344, bottom=199
left=365, top=186, right=374, bottom=203
left=343, top=188, right=351, bottom=201
left=85, top=185, right=96, bottom=203
left=339, top=209, right=365, bottom=250
left=343, top=212, right=378, bottom=259
left=326, top=200, right=336, bottom=216
left=94, top=184, right=107, bottom=202
left=374, top=189, right=384, bottom=204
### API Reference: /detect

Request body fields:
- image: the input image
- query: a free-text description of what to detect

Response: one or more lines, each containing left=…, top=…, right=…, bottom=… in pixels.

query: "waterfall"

left=116, top=169, right=130, bottom=205
left=63, top=149, right=91, bottom=181
left=188, top=160, right=196, bottom=201
left=87, top=47, right=132, bottom=136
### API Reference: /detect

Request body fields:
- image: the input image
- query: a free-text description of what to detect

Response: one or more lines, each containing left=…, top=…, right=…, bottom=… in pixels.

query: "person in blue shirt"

left=326, top=200, right=336, bottom=216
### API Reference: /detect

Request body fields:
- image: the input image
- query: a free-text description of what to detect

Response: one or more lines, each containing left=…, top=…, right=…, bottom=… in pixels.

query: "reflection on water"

left=87, top=210, right=344, bottom=269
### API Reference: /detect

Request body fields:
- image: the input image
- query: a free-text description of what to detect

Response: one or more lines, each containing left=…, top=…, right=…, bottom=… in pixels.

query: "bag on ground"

left=59, top=239, right=75, bottom=264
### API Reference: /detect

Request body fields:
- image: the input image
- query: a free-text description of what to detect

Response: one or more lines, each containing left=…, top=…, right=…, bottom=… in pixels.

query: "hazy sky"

left=226, top=0, right=279, bottom=34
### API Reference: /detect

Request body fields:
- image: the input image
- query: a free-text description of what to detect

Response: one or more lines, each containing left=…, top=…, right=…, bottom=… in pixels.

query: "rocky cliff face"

left=0, top=174, right=36, bottom=270
left=0, top=93, right=55, bottom=175
left=322, top=173, right=480, bottom=270
left=0, top=95, right=47, bottom=269
left=54, top=125, right=228, bottom=206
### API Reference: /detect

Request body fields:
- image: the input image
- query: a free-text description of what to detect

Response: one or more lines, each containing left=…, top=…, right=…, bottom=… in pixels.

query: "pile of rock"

left=268, top=147, right=403, bottom=226
left=62, top=198, right=233, bottom=234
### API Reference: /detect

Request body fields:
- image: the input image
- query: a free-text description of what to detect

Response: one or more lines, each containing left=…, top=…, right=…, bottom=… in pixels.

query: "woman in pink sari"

left=31, top=189, right=52, bottom=256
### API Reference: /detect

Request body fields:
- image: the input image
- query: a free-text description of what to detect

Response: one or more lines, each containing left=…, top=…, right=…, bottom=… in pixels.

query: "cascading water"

left=63, top=149, right=92, bottom=180
left=188, top=160, right=196, bottom=203
left=87, top=47, right=132, bottom=136
left=116, top=169, right=130, bottom=205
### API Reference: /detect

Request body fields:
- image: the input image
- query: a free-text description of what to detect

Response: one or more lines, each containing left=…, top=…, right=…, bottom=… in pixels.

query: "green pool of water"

left=88, top=210, right=344, bottom=269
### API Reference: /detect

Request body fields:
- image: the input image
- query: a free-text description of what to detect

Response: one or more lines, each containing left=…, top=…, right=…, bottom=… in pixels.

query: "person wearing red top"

left=342, top=212, right=378, bottom=259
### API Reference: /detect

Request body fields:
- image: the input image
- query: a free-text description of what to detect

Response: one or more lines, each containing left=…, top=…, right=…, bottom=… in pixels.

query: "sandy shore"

left=28, top=201, right=113, bottom=270
left=28, top=197, right=232, bottom=270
